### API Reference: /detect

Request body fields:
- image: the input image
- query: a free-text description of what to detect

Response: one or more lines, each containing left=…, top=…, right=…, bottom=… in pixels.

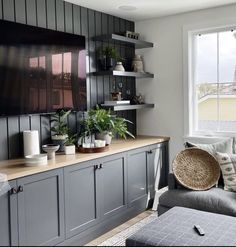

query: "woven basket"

left=173, top=148, right=220, bottom=191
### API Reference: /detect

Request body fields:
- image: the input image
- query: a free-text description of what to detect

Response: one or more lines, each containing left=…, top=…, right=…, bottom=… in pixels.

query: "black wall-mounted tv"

left=0, top=20, right=87, bottom=116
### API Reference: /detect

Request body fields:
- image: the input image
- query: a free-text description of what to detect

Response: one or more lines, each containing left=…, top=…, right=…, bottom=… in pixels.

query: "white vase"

left=95, top=132, right=112, bottom=145
left=114, top=62, right=125, bottom=72
left=132, top=55, right=144, bottom=73
left=65, top=145, right=76, bottom=155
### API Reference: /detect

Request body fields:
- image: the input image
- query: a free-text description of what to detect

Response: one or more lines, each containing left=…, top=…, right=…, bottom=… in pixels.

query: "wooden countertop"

left=0, top=136, right=170, bottom=181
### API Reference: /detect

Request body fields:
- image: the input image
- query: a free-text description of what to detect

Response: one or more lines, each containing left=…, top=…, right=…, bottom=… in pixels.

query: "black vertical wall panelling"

left=26, top=0, right=37, bottom=26
left=40, top=116, right=51, bottom=145
left=80, top=7, right=90, bottom=109
left=7, top=117, right=20, bottom=159
left=107, top=15, right=114, bottom=96
left=2, top=0, right=15, bottom=21
left=55, top=0, right=64, bottom=32
left=73, top=4, right=81, bottom=35
left=95, top=11, right=103, bottom=104
left=15, top=0, right=26, bottom=24
left=88, top=9, right=97, bottom=107
left=36, top=0, right=47, bottom=28
left=46, top=0, right=56, bottom=30
left=64, top=1, right=73, bottom=33
left=101, top=13, right=109, bottom=101
left=0, top=118, right=8, bottom=160
left=0, top=0, right=2, bottom=19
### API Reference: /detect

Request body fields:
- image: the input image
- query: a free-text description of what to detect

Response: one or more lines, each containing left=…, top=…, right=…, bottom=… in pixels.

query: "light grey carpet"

left=98, top=212, right=157, bottom=246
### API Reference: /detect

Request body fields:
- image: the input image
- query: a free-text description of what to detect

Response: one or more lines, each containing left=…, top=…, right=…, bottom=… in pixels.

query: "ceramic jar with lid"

left=114, top=62, right=125, bottom=72
left=132, top=55, right=144, bottom=73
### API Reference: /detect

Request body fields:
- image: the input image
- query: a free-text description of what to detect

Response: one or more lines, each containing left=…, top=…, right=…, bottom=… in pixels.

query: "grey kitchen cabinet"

left=17, top=169, right=65, bottom=246
left=127, top=146, right=149, bottom=206
left=98, top=153, right=127, bottom=219
left=147, top=142, right=169, bottom=201
left=0, top=181, right=18, bottom=247
left=64, top=153, right=127, bottom=239
left=64, top=161, right=99, bottom=239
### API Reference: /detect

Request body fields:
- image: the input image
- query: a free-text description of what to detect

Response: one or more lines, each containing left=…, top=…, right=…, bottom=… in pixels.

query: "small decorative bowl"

left=42, top=144, right=60, bottom=160
left=25, top=154, right=48, bottom=167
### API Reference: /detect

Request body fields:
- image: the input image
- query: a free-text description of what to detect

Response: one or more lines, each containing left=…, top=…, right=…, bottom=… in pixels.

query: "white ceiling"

left=64, top=0, right=236, bottom=21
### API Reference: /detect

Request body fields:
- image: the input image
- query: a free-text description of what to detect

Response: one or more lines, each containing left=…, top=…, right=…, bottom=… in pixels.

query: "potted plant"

left=99, top=46, right=122, bottom=71
left=50, top=109, right=71, bottom=152
left=64, top=133, right=77, bottom=155
left=80, top=106, right=135, bottom=145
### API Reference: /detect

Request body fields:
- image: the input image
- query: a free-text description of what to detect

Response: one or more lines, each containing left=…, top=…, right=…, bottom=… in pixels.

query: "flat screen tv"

left=0, top=20, right=86, bottom=116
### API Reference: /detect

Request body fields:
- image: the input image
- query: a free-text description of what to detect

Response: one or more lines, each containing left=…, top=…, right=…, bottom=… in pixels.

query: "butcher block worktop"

left=0, top=136, right=170, bottom=181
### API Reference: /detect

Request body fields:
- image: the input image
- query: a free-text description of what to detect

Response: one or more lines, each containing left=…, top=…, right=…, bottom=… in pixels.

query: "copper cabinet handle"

left=10, top=188, right=18, bottom=195
left=18, top=186, right=24, bottom=193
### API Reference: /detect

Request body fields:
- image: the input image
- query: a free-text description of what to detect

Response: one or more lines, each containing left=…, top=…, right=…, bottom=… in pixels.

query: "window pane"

left=196, top=83, right=218, bottom=132
left=219, top=31, right=236, bottom=83
left=195, top=33, right=217, bottom=83
left=219, top=83, right=236, bottom=132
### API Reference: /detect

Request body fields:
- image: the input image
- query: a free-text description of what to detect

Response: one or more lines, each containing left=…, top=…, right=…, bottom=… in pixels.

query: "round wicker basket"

left=173, top=148, right=220, bottom=191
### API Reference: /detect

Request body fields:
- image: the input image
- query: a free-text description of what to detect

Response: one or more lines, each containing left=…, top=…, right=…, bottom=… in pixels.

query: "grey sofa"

left=158, top=173, right=236, bottom=217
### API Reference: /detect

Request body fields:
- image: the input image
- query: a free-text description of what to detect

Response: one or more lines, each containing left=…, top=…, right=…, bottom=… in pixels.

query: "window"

left=192, top=29, right=236, bottom=134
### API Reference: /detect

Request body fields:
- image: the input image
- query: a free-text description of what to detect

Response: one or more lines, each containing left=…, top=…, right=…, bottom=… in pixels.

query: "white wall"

left=135, top=4, right=236, bottom=163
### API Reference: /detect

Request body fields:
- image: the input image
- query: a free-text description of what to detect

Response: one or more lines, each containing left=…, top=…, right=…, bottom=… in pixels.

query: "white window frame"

left=183, top=18, right=236, bottom=138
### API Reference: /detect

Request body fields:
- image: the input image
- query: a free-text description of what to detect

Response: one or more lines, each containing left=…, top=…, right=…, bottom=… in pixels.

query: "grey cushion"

left=159, top=187, right=236, bottom=217
left=126, top=207, right=236, bottom=246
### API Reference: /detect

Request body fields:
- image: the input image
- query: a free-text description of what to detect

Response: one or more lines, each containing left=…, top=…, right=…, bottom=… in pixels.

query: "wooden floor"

left=86, top=210, right=153, bottom=246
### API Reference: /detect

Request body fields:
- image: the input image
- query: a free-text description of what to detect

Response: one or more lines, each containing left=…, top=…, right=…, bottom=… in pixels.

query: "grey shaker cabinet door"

left=0, top=180, right=18, bottom=247
left=99, top=153, right=127, bottom=219
left=127, top=147, right=149, bottom=206
left=64, top=161, right=99, bottom=239
left=17, top=169, right=65, bottom=246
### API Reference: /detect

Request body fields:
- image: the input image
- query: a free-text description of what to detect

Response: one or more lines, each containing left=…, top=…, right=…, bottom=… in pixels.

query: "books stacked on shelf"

left=102, top=100, right=130, bottom=106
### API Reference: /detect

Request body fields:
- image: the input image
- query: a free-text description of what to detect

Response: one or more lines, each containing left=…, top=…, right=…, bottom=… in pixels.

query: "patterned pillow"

left=216, top=152, right=236, bottom=192
left=184, top=138, right=234, bottom=157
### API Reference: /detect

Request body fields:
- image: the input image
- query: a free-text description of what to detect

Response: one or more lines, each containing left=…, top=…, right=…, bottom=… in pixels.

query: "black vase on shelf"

left=100, top=57, right=115, bottom=71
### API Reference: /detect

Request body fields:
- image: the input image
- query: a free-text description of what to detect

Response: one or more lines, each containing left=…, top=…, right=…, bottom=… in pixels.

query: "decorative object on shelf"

left=103, top=100, right=130, bottom=106
left=64, top=133, right=77, bottom=155
left=94, top=140, right=106, bottom=148
left=42, top=144, right=60, bottom=160
left=111, top=91, right=122, bottom=101
left=99, top=46, right=122, bottom=71
left=131, top=94, right=145, bottom=105
left=79, top=105, right=135, bottom=145
left=25, top=154, right=48, bottom=167
left=132, top=54, right=144, bottom=73
left=23, top=130, right=40, bottom=157
left=114, top=62, right=125, bottom=72
left=125, top=31, right=140, bottom=40
left=51, top=109, right=71, bottom=152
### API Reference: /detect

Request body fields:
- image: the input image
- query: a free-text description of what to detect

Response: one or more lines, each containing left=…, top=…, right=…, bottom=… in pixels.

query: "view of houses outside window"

left=194, top=29, right=236, bottom=133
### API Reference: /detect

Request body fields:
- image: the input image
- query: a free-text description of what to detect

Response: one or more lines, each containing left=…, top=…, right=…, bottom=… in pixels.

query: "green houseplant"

left=80, top=106, right=135, bottom=145
left=64, top=133, right=77, bottom=155
left=51, top=109, right=71, bottom=152
left=99, top=46, right=122, bottom=71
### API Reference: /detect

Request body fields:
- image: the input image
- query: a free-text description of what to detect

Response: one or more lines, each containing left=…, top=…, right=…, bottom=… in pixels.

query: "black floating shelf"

left=93, top=34, right=154, bottom=49
left=93, top=71, right=154, bottom=78
left=101, top=104, right=155, bottom=111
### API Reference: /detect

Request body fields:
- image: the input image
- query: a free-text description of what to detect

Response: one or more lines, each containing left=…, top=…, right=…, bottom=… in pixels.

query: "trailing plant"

left=50, top=109, right=71, bottom=137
